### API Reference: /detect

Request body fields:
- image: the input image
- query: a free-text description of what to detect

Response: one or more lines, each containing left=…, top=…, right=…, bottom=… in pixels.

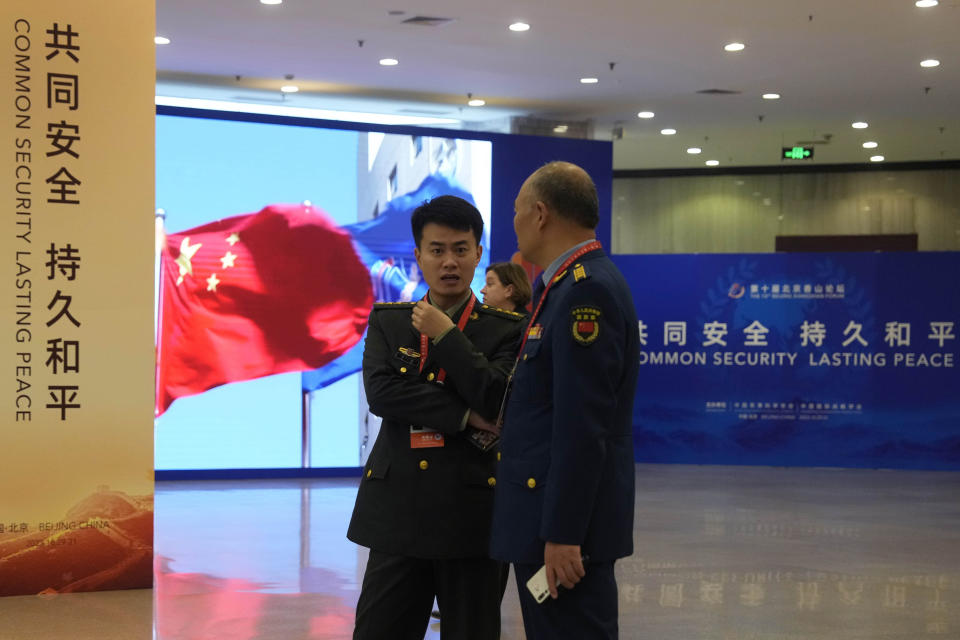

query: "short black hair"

left=528, top=161, right=599, bottom=230
left=411, top=195, right=483, bottom=248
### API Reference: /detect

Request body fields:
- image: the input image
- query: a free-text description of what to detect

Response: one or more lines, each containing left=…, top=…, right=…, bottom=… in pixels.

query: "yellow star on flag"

left=206, top=273, right=220, bottom=292
left=226, top=233, right=240, bottom=246
left=175, top=237, right=202, bottom=285
left=221, top=251, right=237, bottom=269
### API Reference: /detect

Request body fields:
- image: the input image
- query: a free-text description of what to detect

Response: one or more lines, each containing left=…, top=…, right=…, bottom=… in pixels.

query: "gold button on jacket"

left=527, top=478, right=536, bottom=489
left=487, top=477, right=496, bottom=487
left=419, top=460, right=429, bottom=470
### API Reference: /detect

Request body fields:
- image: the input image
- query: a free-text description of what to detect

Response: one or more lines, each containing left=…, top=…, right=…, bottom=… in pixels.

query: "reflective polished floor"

left=1, top=464, right=958, bottom=639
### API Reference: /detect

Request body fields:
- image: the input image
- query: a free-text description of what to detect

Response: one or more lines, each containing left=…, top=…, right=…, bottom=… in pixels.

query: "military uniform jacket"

left=347, top=296, right=525, bottom=559
left=490, top=248, right=640, bottom=564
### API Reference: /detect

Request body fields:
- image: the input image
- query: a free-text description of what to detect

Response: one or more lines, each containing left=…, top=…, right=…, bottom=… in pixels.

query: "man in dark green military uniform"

left=348, top=195, right=525, bottom=640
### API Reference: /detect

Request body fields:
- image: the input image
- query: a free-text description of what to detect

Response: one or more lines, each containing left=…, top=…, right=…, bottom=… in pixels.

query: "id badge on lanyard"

left=410, top=425, right=444, bottom=448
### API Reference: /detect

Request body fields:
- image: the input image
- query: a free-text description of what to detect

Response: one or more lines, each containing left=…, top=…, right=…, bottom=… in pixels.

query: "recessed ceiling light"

left=862, top=141, right=878, bottom=149
left=553, top=125, right=569, bottom=133
left=915, top=0, right=938, bottom=7
left=467, top=98, right=485, bottom=107
left=920, top=59, right=940, bottom=68
left=870, top=155, right=885, bottom=162
left=705, top=160, right=720, bottom=166
left=687, top=147, right=702, bottom=154
left=509, top=22, right=530, bottom=32
left=154, top=36, right=170, bottom=45
left=724, top=42, right=746, bottom=52
left=379, top=58, right=399, bottom=66
left=762, top=93, right=780, bottom=100
left=580, top=77, right=599, bottom=84
left=637, top=111, right=655, bottom=119
left=660, top=128, right=677, bottom=135
left=260, top=0, right=282, bottom=5
left=852, top=121, right=868, bottom=129
left=280, top=85, right=299, bottom=93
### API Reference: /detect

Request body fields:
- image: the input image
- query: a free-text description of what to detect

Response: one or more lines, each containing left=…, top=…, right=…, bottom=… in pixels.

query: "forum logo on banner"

left=614, top=253, right=960, bottom=470
left=2, top=1, right=154, bottom=596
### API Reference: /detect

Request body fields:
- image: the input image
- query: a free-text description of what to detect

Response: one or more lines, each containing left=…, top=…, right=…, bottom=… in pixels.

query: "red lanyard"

left=419, top=292, right=477, bottom=383
left=517, top=240, right=603, bottom=356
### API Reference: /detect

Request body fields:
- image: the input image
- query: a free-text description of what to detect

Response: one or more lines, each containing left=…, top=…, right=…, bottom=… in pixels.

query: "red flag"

left=156, top=204, right=373, bottom=415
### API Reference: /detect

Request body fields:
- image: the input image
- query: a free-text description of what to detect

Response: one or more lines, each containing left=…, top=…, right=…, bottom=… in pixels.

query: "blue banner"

left=612, top=252, right=960, bottom=470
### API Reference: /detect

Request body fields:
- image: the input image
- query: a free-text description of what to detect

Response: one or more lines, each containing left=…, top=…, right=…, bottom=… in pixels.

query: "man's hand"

left=544, top=541, right=584, bottom=599
left=411, top=301, right=454, bottom=338
left=467, top=410, right=500, bottom=435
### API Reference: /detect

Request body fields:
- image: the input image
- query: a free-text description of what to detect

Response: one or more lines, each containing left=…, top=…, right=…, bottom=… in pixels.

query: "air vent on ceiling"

left=796, top=133, right=833, bottom=145
left=231, top=94, right=287, bottom=103
left=696, top=88, right=741, bottom=95
left=402, top=16, right=455, bottom=27
left=397, top=108, right=454, bottom=115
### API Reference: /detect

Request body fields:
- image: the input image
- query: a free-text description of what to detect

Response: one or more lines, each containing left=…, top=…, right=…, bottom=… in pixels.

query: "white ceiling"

left=155, top=0, right=960, bottom=169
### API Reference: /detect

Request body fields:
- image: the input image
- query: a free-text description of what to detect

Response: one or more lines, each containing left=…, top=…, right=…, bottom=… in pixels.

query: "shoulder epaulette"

left=373, top=301, right=416, bottom=310
left=571, top=262, right=591, bottom=284
left=551, top=262, right=591, bottom=287
left=477, top=304, right=526, bottom=321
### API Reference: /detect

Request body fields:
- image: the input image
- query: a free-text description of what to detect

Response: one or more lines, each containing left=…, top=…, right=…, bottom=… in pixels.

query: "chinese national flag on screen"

left=156, top=204, right=373, bottom=415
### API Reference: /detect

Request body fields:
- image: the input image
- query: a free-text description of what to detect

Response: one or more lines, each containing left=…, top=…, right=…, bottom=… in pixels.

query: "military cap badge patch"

left=571, top=306, right=601, bottom=346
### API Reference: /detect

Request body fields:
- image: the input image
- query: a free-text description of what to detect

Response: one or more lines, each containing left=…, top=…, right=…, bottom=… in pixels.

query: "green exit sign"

left=782, top=146, right=814, bottom=160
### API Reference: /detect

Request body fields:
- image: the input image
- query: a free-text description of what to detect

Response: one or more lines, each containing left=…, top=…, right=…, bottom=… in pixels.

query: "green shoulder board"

left=477, top=304, right=526, bottom=321
left=373, top=301, right=416, bottom=310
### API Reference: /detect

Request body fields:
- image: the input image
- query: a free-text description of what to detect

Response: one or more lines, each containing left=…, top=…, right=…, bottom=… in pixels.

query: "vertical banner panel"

left=1, top=1, right=154, bottom=595
left=613, top=252, right=960, bottom=470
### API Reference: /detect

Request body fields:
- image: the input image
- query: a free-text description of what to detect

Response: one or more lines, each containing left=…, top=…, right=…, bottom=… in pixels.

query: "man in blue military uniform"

left=491, top=162, right=640, bottom=639
left=348, top=195, right=525, bottom=640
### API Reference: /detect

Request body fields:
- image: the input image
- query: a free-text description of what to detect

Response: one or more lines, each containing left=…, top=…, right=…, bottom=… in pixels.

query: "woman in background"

left=480, top=262, right=532, bottom=314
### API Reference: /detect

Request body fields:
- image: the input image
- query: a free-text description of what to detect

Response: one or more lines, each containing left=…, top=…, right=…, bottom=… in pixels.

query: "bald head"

left=526, top=161, right=599, bottom=230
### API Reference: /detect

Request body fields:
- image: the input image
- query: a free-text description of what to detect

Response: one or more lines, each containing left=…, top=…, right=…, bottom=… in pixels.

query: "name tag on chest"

left=410, top=425, right=445, bottom=448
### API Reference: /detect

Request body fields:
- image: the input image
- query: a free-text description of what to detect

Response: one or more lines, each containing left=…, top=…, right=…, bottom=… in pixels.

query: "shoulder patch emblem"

left=571, top=306, right=601, bottom=346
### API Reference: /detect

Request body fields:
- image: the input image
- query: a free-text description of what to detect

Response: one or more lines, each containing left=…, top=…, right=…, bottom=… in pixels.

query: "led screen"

left=155, top=112, right=492, bottom=470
